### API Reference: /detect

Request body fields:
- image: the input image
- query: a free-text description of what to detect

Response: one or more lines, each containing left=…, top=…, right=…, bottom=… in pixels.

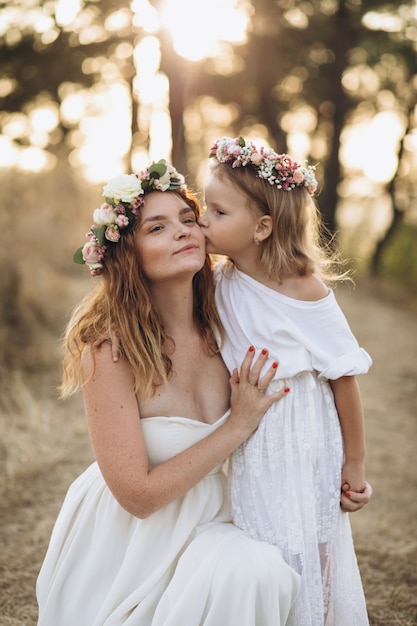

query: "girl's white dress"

left=214, top=264, right=372, bottom=626
left=36, top=411, right=300, bottom=626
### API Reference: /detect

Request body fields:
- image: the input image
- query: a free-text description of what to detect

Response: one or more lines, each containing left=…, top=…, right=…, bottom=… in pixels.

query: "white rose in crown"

left=102, top=174, right=143, bottom=204
left=93, top=203, right=117, bottom=226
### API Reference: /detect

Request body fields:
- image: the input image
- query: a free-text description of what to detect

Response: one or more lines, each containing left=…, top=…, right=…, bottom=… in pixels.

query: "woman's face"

left=134, top=192, right=206, bottom=285
left=199, top=173, right=259, bottom=261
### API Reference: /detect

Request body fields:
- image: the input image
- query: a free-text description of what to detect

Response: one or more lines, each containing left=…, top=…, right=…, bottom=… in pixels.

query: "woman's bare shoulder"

left=81, top=341, right=131, bottom=381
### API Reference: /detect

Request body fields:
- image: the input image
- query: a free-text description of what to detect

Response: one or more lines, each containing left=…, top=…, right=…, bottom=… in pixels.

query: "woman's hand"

left=228, top=346, right=289, bottom=438
left=340, top=481, right=373, bottom=513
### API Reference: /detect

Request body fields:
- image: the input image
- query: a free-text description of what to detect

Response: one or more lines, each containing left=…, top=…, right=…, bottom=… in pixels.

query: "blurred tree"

left=200, top=0, right=417, bottom=242
left=1, top=0, right=416, bottom=268
left=0, top=0, right=142, bottom=372
left=0, top=0, right=139, bottom=168
left=352, top=3, right=417, bottom=275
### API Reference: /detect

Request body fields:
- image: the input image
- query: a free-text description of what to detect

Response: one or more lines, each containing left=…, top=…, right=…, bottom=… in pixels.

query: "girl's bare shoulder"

left=280, top=273, right=329, bottom=301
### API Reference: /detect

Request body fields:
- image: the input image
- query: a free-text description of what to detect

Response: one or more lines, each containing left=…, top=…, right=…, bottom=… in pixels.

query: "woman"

left=36, top=160, right=300, bottom=626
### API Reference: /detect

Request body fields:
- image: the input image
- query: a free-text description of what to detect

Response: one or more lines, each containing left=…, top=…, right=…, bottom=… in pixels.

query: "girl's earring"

left=253, top=237, right=260, bottom=246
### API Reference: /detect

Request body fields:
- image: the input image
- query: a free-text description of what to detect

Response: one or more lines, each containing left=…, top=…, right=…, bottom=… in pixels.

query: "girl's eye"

left=216, top=209, right=225, bottom=216
left=149, top=225, right=163, bottom=233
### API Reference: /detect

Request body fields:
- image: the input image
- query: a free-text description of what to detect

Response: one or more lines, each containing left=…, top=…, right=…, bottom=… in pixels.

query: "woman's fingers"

left=237, top=347, right=290, bottom=406
left=257, top=359, right=280, bottom=391
left=239, top=346, right=259, bottom=382
left=247, top=348, right=270, bottom=385
left=240, top=347, right=275, bottom=386
left=229, top=347, right=289, bottom=437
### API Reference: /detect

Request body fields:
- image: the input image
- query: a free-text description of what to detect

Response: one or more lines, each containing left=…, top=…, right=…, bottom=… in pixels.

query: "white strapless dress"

left=36, top=412, right=300, bottom=625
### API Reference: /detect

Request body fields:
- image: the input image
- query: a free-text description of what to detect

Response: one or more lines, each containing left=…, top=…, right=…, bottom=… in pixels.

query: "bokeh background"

left=1, top=1, right=416, bottom=624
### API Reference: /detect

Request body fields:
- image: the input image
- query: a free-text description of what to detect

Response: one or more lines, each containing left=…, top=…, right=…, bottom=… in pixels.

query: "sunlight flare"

left=160, top=0, right=248, bottom=61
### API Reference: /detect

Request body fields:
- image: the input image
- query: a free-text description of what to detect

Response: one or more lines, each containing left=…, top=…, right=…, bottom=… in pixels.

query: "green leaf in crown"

left=93, top=225, right=107, bottom=247
left=73, top=247, right=86, bottom=265
left=149, top=160, right=168, bottom=178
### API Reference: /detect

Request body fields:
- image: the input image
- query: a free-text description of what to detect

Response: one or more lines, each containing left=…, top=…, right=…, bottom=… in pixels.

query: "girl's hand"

left=340, top=481, right=373, bottom=513
left=228, top=346, right=289, bottom=437
left=341, top=458, right=365, bottom=496
left=93, top=329, right=120, bottom=362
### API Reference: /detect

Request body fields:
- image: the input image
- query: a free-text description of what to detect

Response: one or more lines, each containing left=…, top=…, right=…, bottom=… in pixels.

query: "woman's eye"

left=184, top=218, right=197, bottom=225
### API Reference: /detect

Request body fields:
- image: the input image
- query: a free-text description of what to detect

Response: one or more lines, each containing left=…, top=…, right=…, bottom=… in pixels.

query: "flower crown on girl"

left=209, top=136, right=318, bottom=195
left=74, top=159, right=186, bottom=276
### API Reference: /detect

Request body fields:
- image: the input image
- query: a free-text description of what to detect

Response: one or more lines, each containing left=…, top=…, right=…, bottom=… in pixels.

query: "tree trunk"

left=370, top=102, right=414, bottom=275
left=320, top=2, right=353, bottom=234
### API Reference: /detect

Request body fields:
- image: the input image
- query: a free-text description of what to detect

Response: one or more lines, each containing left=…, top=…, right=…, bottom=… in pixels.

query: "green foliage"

left=380, top=223, right=417, bottom=294
left=73, top=247, right=86, bottom=265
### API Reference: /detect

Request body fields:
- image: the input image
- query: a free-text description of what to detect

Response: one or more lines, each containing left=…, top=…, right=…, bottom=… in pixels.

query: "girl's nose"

left=198, top=214, right=207, bottom=227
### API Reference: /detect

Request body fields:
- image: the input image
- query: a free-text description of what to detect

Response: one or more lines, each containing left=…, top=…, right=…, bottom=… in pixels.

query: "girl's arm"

left=329, top=375, right=367, bottom=495
left=82, top=344, right=287, bottom=519
left=340, top=481, right=372, bottom=513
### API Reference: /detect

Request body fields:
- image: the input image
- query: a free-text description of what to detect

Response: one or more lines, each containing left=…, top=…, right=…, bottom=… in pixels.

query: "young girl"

left=199, top=136, right=372, bottom=626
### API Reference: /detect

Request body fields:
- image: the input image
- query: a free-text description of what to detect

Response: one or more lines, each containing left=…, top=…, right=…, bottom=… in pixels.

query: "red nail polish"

left=272, top=362, right=278, bottom=369
left=345, top=492, right=351, bottom=498
left=261, top=349, right=267, bottom=355
left=284, top=387, right=290, bottom=393
left=249, top=346, right=255, bottom=352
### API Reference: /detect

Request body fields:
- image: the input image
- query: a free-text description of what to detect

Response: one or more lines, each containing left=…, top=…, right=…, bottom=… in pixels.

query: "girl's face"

left=199, top=173, right=259, bottom=261
left=135, top=192, right=206, bottom=285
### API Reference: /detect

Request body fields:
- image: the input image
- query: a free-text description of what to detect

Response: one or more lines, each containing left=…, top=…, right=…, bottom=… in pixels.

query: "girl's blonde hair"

left=60, top=189, right=222, bottom=400
left=211, top=163, right=348, bottom=285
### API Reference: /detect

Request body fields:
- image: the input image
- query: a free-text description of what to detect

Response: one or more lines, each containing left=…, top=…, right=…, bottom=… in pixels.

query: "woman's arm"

left=82, top=344, right=287, bottom=519
left=329, top=375, right=367, bottom=495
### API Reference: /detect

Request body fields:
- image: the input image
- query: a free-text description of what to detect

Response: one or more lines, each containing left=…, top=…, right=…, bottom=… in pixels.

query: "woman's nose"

left=175, top=223, right=191, bottom=238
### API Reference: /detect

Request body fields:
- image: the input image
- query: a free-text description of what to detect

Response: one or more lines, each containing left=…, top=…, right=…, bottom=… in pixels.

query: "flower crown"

left=73, top=159, right=186, bottom=275
left=209, top=136, right=318, bottom=195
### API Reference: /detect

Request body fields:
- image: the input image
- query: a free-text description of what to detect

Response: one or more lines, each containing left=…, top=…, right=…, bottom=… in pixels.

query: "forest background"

left=0, top=1, right=416, bottom=624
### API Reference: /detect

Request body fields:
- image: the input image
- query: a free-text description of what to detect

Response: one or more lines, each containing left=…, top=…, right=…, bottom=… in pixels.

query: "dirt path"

left=337, top=282, right=417, bottom=625
left=1, top=281, right=416, bottom=625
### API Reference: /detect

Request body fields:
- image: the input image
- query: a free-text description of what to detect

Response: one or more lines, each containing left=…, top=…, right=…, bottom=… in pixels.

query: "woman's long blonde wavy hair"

left=211, top=163, right=348, bottom=285
left=60, top=189, right=222, bottom=400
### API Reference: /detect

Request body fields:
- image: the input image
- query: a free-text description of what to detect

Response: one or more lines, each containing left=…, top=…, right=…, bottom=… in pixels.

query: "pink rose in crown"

left=293, top=168, right=304, bottom=184
left=251, top=152, right=264, bottom=165
left=82, top=242, right=101, bottom=265
left=115, top=214, right=129, bottom=228
left=105, top=226, right=121, bottom=242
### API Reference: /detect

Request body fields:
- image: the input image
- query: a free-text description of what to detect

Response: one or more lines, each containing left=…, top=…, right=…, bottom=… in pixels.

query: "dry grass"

left=1, top=167, right=416, bottom=624
left=0, top=383, right=92, bottom=626
left=1, top=282, right=417, bottom=625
